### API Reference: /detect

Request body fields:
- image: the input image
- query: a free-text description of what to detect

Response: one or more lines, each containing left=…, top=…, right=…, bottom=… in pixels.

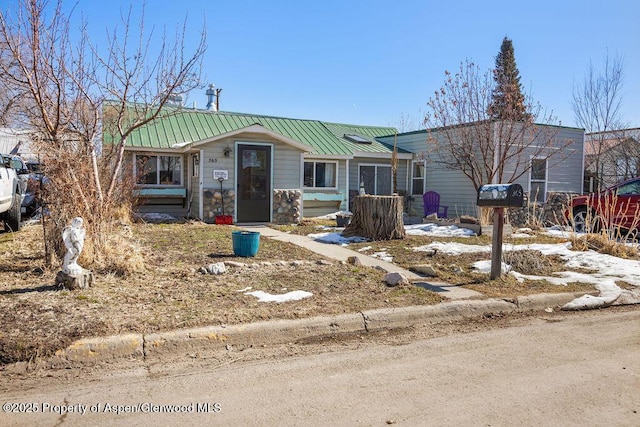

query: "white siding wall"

left=273, top=143, right=303, bottom=189
left=424, top=164, right=480, bottom=217
left=201, top=140, right=235, bottom=190
left=396, top=160, right=409, bottom=194
left=384, top=132, right=430, bottom=156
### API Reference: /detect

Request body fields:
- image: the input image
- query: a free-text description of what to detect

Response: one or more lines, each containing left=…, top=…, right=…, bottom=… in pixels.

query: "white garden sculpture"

left=62, top=217, right=86, bottom=276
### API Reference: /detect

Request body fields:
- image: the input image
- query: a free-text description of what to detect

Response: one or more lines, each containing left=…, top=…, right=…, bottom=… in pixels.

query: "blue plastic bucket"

left=232, top=231, right=260, bottom=257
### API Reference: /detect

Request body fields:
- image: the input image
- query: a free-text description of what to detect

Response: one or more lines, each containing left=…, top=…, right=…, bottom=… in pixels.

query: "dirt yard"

left=0, top=221, right=445, bottom=364
left=1, top=218, right=607, bottom=365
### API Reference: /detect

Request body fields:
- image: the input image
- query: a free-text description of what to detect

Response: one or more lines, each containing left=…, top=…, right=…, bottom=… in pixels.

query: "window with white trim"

left=135, top=154, right=183, bottom=186
left=304, top=161, right=337, bottom=188
left=411, top=161, right=426, bottom=195
left=530, top=158, right=547, bottom=203
left=359, top=164, right=392, bottom=195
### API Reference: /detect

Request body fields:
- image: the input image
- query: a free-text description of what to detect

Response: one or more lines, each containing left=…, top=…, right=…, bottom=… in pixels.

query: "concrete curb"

left=362, top=299, right=517, bottom=330
left=50, top=334, right=144, bottom=365
left=143, top=312, right=364, bottom=359
left=515, top=292, right=592, bottom=311
left=47, top=292, right=589, bottom=365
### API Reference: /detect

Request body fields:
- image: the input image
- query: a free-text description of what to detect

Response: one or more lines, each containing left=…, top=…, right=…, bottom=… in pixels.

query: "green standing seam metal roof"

left=118, top=109, right=410, bottom=156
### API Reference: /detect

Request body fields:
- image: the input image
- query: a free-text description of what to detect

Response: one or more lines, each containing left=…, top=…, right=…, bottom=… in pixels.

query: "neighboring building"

left=379, top=123, right=585, bottom=217
left=117, top=107, right=413, bottom=223
left=0, top=128, right=36, bottom=160
left=584, top=128, right=640, bottom=192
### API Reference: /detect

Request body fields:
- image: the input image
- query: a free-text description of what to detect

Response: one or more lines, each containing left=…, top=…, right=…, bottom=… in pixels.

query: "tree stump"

left=343, top=195, right=405, bottom=240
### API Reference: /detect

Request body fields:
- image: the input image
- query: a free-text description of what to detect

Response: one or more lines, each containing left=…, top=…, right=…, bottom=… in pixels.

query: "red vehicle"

left=568, top=177, right=640, bottom=234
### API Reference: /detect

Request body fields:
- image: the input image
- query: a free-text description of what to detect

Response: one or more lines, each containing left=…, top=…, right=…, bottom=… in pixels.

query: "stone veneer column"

left=272, top=189, right=301, bottom=224
left=202, top=189, right=235, bottom=223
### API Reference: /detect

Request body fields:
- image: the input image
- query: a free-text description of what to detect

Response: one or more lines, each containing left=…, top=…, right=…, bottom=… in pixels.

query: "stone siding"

left=202, top=188, right=301, bottom=224
left=508, top=192, right=575, bottom=228
left=203, top=189, right=235, bottom=223
left=273, top=189, right=301, bottom=224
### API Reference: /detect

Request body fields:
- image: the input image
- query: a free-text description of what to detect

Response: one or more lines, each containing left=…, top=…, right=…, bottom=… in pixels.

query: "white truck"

left=0, top=154, right=24, bottom=232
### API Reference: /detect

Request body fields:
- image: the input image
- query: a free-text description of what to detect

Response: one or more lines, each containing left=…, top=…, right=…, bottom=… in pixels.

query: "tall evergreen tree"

left=488, top=37, right=528, bottom=121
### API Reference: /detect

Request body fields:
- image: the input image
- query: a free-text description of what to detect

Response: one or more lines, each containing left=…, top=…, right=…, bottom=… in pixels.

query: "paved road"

left=1, top=308, right=639, bottom=426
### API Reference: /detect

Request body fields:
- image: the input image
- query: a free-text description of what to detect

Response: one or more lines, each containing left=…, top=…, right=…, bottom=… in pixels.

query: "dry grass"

left=0, top=221, right=442, bottom=364
left=3, top=217, right=633, bottom=365
left=502, top=250, right=556, bottom=275
left=272, top=218, right=337, bottom=235
left=570, top=233, right=640, bottom=259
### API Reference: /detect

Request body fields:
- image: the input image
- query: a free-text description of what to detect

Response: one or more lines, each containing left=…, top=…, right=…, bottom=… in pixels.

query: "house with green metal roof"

left=120, top=106, right=416, bottom=223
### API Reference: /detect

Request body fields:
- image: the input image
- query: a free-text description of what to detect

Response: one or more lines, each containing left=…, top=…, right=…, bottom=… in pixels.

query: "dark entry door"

left=237, top=144, right=272, bottom=222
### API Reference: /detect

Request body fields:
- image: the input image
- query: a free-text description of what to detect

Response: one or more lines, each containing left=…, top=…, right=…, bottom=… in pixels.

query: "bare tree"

left=584, top=128, right=640, bottom=189
left=602, top=131, right=640, bottom=182
left=572, top=51, right=627, bottom=190
left=424, top=59, right=569, bottom=194
left=0, top=47, right=24, bottom=127
left=96, top=3, right=206, bottom=200
left=0, top=0, right=206, bottom=272
left=0, top=0, right=100, bottom=263
left=391, top=111, right=423, bottom=133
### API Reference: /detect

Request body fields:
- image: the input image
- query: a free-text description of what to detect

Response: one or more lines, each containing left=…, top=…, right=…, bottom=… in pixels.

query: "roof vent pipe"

left=206, top=84, right=217, bottom=111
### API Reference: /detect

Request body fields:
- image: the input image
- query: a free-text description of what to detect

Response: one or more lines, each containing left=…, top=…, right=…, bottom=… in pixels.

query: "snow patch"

left=245, top=290, right=313, bottom=303
left=472, top=260, right=512, bottom=273
left=371, top=251, right=393, bottom=262
left=511, top=233, right=533, bottom=238
left=405, top=223, right=476, bottom=237
left=414, top=242, right=491, bottom=256
left=308, top=232, right=368, bottom=245
left=314, top=211, right=352, bottom=220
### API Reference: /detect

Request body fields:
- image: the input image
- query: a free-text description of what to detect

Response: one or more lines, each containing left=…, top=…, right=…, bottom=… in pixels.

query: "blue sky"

left=5, top=0, right=640, bottom=129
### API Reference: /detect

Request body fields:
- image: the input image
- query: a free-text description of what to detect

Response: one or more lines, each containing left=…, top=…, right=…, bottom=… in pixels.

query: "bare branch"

left=425, top=59, right=567, bottom=193
left=88, top=3, right=207, bottom=199
left=572, top=50, right=628, bottom=190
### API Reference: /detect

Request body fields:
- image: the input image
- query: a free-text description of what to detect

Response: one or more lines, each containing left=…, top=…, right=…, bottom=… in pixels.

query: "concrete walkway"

left=242, top=225, right=483, bottom=301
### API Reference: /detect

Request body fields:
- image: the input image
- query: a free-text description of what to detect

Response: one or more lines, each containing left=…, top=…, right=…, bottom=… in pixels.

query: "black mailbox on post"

left=477, top=183, right=524, bottom=208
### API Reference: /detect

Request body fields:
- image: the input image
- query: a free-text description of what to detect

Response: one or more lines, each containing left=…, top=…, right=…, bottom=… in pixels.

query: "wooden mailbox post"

left=477, top=184, right=524, bottom=279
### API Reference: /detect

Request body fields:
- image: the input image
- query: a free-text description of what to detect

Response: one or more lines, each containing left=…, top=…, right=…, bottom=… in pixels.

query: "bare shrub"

left=522, top=188, right=545, bottom=230
left=571, top=233, right=639, bottom=259
left=478, top=207, right=499, bottom=226
left=0, top=0, right=205, bottom=275
left=502, top=250, right=554, bottom=275
left=34, top=137, right=145, bottom=274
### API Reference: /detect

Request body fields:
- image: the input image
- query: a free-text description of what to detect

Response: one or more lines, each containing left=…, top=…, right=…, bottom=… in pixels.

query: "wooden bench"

left=303, top=192, right=344, bottom=217
left=136, top=188, right=187, bottom=207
